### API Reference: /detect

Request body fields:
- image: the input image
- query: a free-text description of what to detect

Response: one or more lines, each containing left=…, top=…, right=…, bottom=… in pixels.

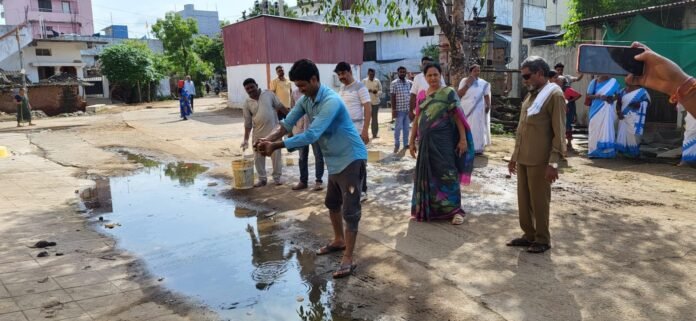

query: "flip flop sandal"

left=332, top=263, right=357, bottom=279
left=315, top=244, right=346, bottom=255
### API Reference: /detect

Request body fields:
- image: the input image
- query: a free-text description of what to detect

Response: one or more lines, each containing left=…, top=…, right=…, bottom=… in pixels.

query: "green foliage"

left=100, top=41, right=161, bottom=86
left=560, top=0, right=675, bottom=46
left=246, top=3, right=298, bottom=19
left=300, top=0, right=437, bottom=28
left=490, top=123, right=506, bottom=135
left=420, top=43, right=440, bottom=63
left=193, top=35, right=225, bottom=74
left=151, top=12, right=213, bottom=94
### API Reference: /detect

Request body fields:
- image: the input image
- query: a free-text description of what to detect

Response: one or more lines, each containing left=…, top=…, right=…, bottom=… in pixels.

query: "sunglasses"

left=521, top=73, right=532, bottom=80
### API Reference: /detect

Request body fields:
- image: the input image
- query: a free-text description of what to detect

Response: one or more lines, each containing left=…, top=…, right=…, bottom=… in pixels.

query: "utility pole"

left=484, top=0, right=495, bottom=65
left=278, top=0, right=285, bottom=16
left=15, top=27, right=26, bottom=89
left=510, top=0, right=523, bottom=98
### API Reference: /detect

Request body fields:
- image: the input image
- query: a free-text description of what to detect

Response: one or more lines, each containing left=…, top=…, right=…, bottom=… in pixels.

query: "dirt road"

left=1, top=97, right=695, bottom=321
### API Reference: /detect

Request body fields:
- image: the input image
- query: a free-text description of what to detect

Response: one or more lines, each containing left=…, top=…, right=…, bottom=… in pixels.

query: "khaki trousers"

left=254, top=150, right=282, bottom=182
left=517, top=164, right=551, bottom=245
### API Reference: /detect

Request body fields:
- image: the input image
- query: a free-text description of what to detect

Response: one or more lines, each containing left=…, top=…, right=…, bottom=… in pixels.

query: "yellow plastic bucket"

left=232, top=158, right=254, bottom=189
left=0, top=146, right=8, bottom=158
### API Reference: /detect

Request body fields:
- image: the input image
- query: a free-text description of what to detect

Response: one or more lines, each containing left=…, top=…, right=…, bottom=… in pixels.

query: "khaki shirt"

left=363, top=77, right=382, bottom=105
left=512, top=86, right=567, bottom=166
left=270, top=77, right=292, bottom=108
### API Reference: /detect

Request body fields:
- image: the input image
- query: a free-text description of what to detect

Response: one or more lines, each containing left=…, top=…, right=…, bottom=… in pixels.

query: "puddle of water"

left=83, top=154, right=347, bottom=321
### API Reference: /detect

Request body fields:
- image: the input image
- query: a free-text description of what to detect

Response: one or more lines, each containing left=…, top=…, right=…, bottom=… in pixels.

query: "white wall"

left=367, top=27, right=441, bottom=62
left=157, top=77, right=171, bottom=98
left=0, top=40, right=85, bottom=83
left=226, top=63, right=359, bottom=108
left=545, top=0, right=570, bottom=30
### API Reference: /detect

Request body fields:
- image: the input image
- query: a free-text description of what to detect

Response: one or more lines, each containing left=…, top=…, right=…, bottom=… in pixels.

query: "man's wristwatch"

left=549, top=163, right=558, bottom=169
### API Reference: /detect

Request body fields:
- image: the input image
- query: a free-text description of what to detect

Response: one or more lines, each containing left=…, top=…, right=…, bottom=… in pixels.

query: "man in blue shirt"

left=255, top=59, right=367, bottom=279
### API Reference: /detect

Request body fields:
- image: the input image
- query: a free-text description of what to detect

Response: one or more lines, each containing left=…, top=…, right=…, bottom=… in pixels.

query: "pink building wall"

left=1, top=0, right=94, bottom=37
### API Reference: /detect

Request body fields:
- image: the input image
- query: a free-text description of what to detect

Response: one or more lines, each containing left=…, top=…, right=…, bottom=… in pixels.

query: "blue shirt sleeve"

left=280, top=99, right=306, bottom=132
left=284, top=97, right=339, bottom=150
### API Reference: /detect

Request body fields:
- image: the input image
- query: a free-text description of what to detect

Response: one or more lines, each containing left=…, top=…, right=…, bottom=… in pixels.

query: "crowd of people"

left=236, top=42, right=695, bottom=278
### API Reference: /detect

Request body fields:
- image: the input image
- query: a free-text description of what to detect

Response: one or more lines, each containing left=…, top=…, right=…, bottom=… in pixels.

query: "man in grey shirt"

left=241, top=78, right=287, bottom=187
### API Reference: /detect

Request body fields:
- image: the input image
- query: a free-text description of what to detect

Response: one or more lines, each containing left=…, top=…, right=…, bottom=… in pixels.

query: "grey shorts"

left=325, top=160, right=366, bottom=232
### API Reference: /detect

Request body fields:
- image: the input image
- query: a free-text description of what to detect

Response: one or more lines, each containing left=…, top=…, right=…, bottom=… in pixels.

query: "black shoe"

left=506, top=238, right=533, bottom=247
left=527, top=243, right=551, bottom=253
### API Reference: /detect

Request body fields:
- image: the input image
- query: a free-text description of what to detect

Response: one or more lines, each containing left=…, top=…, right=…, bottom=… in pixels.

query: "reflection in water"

left=81, top=155, right=345, bottom=320
left=120, top=151, right=159, bottom=168
left=164, top=162, right=209, bottom=186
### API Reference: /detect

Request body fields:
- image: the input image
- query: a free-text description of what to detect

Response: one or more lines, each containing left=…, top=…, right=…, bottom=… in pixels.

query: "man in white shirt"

left=335, top=61, right=370, bottom=199
left=363, top=68, right=382, bottom=139
left=408, top=56, right=446, bottom=121
left=183, top=75, right=196, bottom=111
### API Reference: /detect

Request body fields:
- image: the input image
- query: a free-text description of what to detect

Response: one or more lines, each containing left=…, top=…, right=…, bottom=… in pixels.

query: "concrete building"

left=103, top=25, right=128, bottom=39
left=0, top=0, right=94, bottom=38
left=545, top=0, right=571, bottom=32
left=222, top=15, right=363, bottom=107
left=177, top=4, right=220, bottom=37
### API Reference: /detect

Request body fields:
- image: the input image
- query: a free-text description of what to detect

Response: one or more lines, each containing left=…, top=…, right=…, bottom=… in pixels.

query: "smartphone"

left=577, top=44, right=645, bottom=76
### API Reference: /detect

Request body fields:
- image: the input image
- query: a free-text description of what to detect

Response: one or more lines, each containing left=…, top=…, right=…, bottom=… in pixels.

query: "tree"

left=245, top=2, right=298, bottom=19
left=560, top=0, right=675, bottom=46
left=99, top=40, right=162, bottom=102
left=152, top=13, right=198, bottom=76
left=193, top=35, right=225, bottom=74
left=152, top=13, right=214, bottom=95
left=421, top=43, right=440, bottom=64
left=300, top=0, right=471, bottom=83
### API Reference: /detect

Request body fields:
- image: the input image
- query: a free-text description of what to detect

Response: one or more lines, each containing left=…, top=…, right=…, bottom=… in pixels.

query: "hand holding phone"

left=625, top=42, right=691, bottom=97
left=577, top=44, right=645, bottom=76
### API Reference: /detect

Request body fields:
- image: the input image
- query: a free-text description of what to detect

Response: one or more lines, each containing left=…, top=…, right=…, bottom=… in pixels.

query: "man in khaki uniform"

left=270, top=65, right=292, bottom=119
left=507, top=56, right=566, bottom=253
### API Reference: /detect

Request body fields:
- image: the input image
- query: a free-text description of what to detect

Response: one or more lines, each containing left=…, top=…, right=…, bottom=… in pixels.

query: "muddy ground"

left=1, top=96, right=695, bottom=321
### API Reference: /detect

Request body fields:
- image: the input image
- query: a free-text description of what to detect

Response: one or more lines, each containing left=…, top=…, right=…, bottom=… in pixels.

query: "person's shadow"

left=480, top=251, right=582, bottom=321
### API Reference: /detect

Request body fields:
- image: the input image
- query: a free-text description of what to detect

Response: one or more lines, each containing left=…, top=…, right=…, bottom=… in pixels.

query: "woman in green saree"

left=409, top=63, right=475, bottom=225
left=14, top=88, right=33, bottom=127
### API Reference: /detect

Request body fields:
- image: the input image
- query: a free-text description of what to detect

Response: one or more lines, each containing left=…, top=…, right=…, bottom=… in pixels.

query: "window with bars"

left=363, top=41, right=376, bottom=61
left=62, top=1, right=71, bottom=13
left=36, top=48, right=52, bottom=56
left=38, top=0, right=52, bottom=12
left=420, top=27, right=435, bottom=37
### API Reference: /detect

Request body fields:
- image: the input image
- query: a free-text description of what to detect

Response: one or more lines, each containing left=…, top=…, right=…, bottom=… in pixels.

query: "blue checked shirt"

left=390, top=78, right=412, bottom=112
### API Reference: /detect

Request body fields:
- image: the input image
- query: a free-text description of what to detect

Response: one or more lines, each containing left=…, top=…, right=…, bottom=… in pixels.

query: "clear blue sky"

left=1, top=0, right=298, bottom=38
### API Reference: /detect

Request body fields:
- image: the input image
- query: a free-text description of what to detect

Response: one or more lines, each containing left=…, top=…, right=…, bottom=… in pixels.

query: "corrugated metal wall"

left=223, top=18, right=268, bottom=66
left=223, top=16, right=363, bottom=67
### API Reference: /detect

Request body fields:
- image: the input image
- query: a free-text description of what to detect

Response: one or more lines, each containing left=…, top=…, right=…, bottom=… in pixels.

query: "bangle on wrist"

left=670, top=77, right=696, bottom=104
